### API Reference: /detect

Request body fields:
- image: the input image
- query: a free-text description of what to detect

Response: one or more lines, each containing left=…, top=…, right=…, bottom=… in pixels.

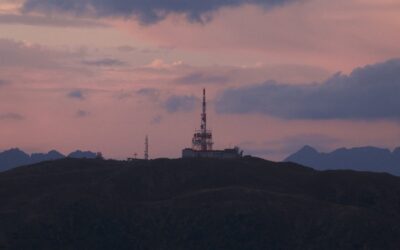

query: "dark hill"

left=1, top=157, right=400, bottom=249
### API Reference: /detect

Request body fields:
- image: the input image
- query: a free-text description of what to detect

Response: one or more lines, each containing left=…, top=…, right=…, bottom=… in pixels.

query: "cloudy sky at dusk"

left=0, top=0, right=400, bottom=160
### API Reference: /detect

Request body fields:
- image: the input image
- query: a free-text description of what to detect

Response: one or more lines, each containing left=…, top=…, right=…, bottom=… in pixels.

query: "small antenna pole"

left=144, top=135, right=149, bottom=160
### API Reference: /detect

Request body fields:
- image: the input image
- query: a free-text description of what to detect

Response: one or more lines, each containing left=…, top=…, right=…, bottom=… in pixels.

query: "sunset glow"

left=1, top=0, right=400, bottom=160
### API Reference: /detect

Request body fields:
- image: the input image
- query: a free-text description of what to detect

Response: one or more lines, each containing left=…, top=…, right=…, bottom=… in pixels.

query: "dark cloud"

left=67, top=90, right=85, bottom=100
left=0, top=113, right=25, bottom=121
left=0, top=39, right=86, bottom=73
left=176, top=72, right=229, bottom=85
left=164, top=95, right=199, bottom=113
left=0, top=39, right=59, bottom=68
left=136, top=88, right=199, bottom=113
left=76, top=110, right=90, bottom=117
left=82, top=58, right=126, bottom=67
left=115, top=90, right=134, bottom=100
left=0, top=13, right=108, bottom=28
left=0, top=79, right=9, bottom=86
left=22, top=0, right=298, bottom=24
left=150, top=115, right=163, bottom=124
left=136, top=88, right=160, bottom=101
left=137, top=88, right=159, bottom=95
left=116, top=45, right=167, bottom=54
left=216, top=58, right=400, bottom=120
left=116, top=45, right=138, bottom=52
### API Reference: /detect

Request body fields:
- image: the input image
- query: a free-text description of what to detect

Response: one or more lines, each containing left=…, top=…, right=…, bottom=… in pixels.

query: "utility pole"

left=144, top=135, right=149, bottom=160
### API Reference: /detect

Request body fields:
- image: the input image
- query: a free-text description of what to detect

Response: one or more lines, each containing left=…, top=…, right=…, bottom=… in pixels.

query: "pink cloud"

left=0, top=0, right=399, bottom=161
left=113, top=1, right=400, bottom=72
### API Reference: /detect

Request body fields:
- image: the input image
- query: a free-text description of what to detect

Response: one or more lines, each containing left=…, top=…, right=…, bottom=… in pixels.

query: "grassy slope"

left=0, top=157, right=399, bottom=249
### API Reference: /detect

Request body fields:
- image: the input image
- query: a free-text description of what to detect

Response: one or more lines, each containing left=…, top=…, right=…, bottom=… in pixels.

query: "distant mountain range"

left=0, top=148, right=98, bottom=172
left=286, top=145, right=400, bottom=176
left=4, top=145, right=400, bottom=176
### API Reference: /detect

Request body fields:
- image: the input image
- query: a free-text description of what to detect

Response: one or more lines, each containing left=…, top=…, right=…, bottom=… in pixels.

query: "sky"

left=0, top=0, right=400, bottom=160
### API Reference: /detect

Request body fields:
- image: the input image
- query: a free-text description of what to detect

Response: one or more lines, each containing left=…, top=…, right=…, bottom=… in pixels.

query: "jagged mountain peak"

left=0, top=148, right=97, bottom=172
left=298, top=145, right=318, bottom=154
left=68, top=150, right=97, bottom=159
left=286, top=145, right=400, bottom=175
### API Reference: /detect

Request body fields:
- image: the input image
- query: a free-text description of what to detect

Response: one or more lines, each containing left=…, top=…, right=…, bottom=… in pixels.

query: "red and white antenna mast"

left=192, top=88, right=213, bottom=151
left=200, top=88, right=207, bottom=150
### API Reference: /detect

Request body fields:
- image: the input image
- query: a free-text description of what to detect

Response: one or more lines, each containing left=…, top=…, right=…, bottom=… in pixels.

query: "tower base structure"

left=182, top=88, right=243, bottom=159
left=182, top=147, right=242, bottom=159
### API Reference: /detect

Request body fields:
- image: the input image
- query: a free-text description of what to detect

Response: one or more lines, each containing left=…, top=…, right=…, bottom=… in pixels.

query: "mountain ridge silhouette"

left=0, top=148, right=97, bottom=172
left=286, top=145, right=400, bottom=175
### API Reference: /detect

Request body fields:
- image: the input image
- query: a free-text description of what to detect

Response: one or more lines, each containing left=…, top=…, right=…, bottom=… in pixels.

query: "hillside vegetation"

left=0, top=157, right=400, bottom=249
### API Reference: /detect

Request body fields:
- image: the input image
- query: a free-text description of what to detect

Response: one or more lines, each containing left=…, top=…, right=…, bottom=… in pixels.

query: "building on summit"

left=182, top=89, right=243, bottom=159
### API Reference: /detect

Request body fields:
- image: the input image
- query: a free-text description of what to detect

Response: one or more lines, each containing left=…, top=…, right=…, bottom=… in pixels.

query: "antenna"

left=201, top=88, right=206, bottom=132
left=191, top=88, right=213, bottom=151
left=144, top=135, right=149, bottom=160
left=201, top=88, right=207, bottom=150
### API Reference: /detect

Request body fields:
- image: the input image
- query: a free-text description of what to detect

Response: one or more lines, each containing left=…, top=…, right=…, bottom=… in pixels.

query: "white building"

left=181, top=89, right=243, bottom=159
left=182, top=147, right=243, bottom=159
